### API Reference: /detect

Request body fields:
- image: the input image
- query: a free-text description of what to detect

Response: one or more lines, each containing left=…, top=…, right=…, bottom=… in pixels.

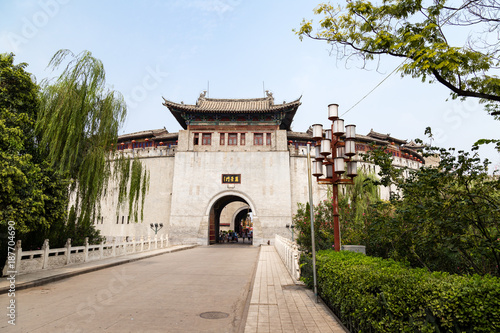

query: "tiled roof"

left=163, top=92, right=302, bottom=130
left=118, top=128, right=168, bottom=141
left=404, top=140, right=427, bottom=149
left=287, top=131, right=313, bottom=140
left=117, top=128, right=178, bottom=142
left=163, top=95, right=301, bottom=113
left=355, top=134, right=390, bottom=145
left=367, top=129, right=407, bottom=144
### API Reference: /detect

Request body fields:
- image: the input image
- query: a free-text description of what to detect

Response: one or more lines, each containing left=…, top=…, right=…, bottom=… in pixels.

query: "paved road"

left=1, top=244, right=259, bottom=333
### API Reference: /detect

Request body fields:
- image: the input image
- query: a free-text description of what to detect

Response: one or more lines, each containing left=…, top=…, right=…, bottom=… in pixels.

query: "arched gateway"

left=95, top=92, right=427, bottom=246
left=206, top=192, right=254, bottom=244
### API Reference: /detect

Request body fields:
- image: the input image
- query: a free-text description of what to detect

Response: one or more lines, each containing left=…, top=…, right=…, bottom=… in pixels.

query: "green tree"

left=293, top=169, right=381, bottom=252
left=37, top=49, right=149, bottom=228
left=339, top=169, right=381, bottom=244
left=296, top=1, right=500, bottom=121
left=0, top=53, right=72, bottom=269
left=364, top=144, right=500, bottom=276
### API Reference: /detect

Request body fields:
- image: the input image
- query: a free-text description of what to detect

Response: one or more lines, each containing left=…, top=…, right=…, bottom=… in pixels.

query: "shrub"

left=301, top=250, right=500, bottom=332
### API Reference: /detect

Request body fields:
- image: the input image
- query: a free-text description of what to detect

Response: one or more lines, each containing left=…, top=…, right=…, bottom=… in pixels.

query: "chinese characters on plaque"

left=222, top=174, right=241, bottom=184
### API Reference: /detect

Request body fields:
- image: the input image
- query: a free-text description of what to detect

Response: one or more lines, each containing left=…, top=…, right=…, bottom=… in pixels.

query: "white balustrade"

left=274, top=234, right=301, bottom=282
left=2, top=234, right=170, bottom=276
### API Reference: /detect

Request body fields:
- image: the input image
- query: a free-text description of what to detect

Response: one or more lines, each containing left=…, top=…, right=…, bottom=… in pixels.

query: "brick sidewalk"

left=245, top=246, right=347, bottom=333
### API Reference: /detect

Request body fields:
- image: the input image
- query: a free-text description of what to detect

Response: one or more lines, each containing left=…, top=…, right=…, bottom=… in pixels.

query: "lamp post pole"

left=311, top=103, right=358, bottom=252
left=150, top=223, right=164, bottom=235
left=307, top=142, right=318, bottom=303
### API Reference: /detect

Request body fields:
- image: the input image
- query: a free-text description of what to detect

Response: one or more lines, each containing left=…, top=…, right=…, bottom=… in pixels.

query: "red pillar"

left=332, top=183, right=340, bottom=252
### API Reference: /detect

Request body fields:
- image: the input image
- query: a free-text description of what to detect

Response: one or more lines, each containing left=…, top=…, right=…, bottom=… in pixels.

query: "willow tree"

left=37, top=49, right=149, bottom=232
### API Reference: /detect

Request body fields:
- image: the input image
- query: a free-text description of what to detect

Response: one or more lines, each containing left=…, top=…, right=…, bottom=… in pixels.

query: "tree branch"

left=432, top=69, right=500, bottom=101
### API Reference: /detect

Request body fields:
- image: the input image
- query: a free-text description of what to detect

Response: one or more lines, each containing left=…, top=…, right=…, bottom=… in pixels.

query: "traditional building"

left=96, top=93, right=427, bottom=246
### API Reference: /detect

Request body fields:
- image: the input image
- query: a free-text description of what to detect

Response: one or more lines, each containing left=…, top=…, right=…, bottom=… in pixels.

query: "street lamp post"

left=285, top=223, right=295, bottom=241
left=312, top=104, right=358, bottom=252
left=150, top=223, right=164, bottom=235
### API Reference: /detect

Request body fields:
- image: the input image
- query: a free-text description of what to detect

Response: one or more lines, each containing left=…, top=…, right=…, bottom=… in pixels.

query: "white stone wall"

left=97, top=149, right=175, bottom=241
left=219, top=202, right=249, bottom=231
left=95, top=131, right=424, bottom=245
left=168, top=149, right=293, bottom=246
left=288, top=153, right=329, bottom=228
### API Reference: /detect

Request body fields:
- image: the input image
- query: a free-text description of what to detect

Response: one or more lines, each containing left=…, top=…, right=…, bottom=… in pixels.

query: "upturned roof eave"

left=162, top=96, right=302, bottom=113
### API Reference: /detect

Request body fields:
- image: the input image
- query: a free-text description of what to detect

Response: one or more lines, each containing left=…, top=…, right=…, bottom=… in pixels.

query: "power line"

left=340, top=4, right=462, bottom=117
left=340, top=60, right=407, bottom=117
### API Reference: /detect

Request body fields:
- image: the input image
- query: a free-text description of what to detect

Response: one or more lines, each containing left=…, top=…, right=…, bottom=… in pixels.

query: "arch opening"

left=209, top=195, right=253, bottom=245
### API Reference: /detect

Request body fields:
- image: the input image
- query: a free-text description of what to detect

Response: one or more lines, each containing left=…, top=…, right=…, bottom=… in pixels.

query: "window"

left=254, top=133, right=263, bottom=145
left=193, top=133, right=199, bottom=145
left=220, top=133, right=225, bottom=145
left=122, top=216, right=124, bottom=224
left=240, top=133, right=245, bottom=145
left=266, top=133, right=271, bottom=145
left=202, top=133, right=212, bottom=145
left=228, top=133, right=238, bottom=145
left=116, top=216, right=119, bottom=224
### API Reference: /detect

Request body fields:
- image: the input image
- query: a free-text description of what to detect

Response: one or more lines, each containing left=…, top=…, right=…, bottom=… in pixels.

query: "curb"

left=0, top=244, right=198, bottom=295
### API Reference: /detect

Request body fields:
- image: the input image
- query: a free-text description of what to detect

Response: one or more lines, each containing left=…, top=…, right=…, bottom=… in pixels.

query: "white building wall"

left=95, top=133, right=424, bottom=245
left=168, top=149, right=293, bottom=246
left=96, top=148, right=175, bottom=242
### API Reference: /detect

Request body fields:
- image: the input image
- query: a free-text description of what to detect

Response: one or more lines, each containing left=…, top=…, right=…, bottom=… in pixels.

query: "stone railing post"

left=160, top=234, right=164, bottom=248
left=15, top=240, right=22, bottom=272
left=148, top=235, right=151, bottom=250
left=275, top=234, right=301, bottom=282
left=3, top=240, right=22, bottom=276
left=65, top=238, right=72, bottom=265
left=99, top=241, right=104, bottom=259
left=292, top=243, right=300, bottom=281
left=154, top=236, right=158, bottom=249
left=140, top=236, right=144, bottom=252
left=132, top=237, right=136, bottom=253
left=42, top=239, right=50, bottom=269
left=84, top=237, right=89, bottom=262
left=111, top=237, right=117, bottom=257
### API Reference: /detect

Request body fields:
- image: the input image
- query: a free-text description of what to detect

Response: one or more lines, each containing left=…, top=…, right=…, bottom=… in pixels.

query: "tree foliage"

left=293, top=169, right=381, bottom=252
left=296, top=0, right=500, bottom=118
left=364, top=144, right=500, bottom=276
left=0, top=53, right=80, bottom=268
left=38, top=49, right=149, bottom=226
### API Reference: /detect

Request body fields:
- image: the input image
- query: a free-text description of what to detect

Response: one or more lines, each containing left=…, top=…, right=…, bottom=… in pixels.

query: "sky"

left=1, top=0, right=499, bottom=168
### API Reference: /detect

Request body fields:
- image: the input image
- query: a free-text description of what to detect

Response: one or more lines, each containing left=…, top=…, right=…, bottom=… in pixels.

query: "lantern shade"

left=315, top=145, right=324, bottom=161
left=347, top=161, right=358, bottom=177
left=328, top=103, right=339, bottom=120
left=320, top=139, right=331, bottom=156
left=336, top=146, right=345, bottom=159
left=312, top=124, right=323, bottom=140
left=345, top=124, right=356, bottom=139
left=334, top=157, right=345, bottom=174
left=312, top=160, right=324, bottom=177
left=324, top=129, right=332, bottom=141
left=326, top=164, right=334, bottom=178
left=345, top=140, right=356, bottom=156
left=333, top=119, right=345, bottom=136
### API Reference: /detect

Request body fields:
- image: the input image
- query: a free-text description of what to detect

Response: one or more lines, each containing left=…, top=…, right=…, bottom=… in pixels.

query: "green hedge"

left=300, top=250, right=500, bottom=332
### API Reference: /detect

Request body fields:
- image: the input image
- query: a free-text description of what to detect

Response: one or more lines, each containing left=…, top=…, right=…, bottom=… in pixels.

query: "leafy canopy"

left=363, top=142, right=500, bottom=276
left=37, top=49, right=149, bottom=226
left=296, top=0, right=500, bottom=118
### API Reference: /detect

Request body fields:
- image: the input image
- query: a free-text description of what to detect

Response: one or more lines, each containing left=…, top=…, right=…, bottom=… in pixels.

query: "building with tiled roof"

left=98, top=93, right=427, bottom=246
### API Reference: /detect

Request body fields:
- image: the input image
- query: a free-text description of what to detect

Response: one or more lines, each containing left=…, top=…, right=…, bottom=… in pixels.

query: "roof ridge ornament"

left=265, top=90, right=274, bottom=104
